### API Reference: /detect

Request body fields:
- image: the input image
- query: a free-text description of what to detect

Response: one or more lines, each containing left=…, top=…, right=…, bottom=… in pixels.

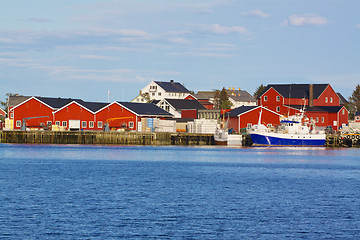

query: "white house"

left=132, top=80, right=191, bottom=103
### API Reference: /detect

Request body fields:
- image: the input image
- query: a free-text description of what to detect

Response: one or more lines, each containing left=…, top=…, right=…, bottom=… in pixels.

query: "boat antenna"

left=288, top=85, right=291, bottom=117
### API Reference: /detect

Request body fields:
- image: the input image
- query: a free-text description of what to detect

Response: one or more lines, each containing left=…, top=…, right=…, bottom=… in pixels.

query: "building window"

left=129, top=122, right=134, bottom=129
left=62, top=121, right=67, bottom=127
left=321, top=117, right=324, bottom=123
left=342, top=109, right=345, bottom=115
left=82, top=121, right=87, bottom=128
left=55, top=121, right=60, bottom=126
left=98, top=121, right=103, bottom=129
left=316, top=117, right=319, bottom=123
left=16, top=120, right=21, bottom=127
left=89, top=121, right=94, bottom=128
left=158, top=92, right=161, bottom=96
left=10, top=112, right=14, bottom=119
left=325, top=97, right=328, bottom=103
left=267, top=124, right=272, bottom=128
left=47, top=121, right=52, bottom=126
left=247, top=123, right=252, bottom=129
left=264, top=96, right=268, bottom=102
left=276, top=96, right=280, bottom=102
left=152, top=93, right=155, bottom=96
left=330, top=97, right=333, bottom=103
left=276, top=106, right=280, bottom=112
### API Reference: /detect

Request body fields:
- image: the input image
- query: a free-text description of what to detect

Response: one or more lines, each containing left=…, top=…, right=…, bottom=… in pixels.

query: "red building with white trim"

left=257, top=84, right=348, bottom=130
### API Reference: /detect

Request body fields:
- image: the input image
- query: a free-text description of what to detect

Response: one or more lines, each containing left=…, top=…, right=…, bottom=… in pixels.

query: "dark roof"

left=81, top=101, right=108, bottom=112
left=37, top=97, right=84, bottom=109
left=355, top=112, right=360, bottom=116
left=287, top=105, right=344, bottom=113
left=155, top=81, right=190, bottom=93
left=259, top=84, right=329, bottom=99
left=164, top=99, right=206, bottom=110
left=118, top=102, right=173, bottom=117
left=227, top=106, right=259, bottom=117
left=150, top=100, right=160, bottom=105
left=337, top=92, right=348, bottom=105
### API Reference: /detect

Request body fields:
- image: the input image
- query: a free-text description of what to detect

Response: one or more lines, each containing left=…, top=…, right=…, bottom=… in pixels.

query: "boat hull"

left=249, top=132, right=326, bottom=146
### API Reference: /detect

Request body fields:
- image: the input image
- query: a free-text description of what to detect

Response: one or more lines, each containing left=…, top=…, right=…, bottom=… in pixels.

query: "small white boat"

left=214, top=128, right=242, bottom=146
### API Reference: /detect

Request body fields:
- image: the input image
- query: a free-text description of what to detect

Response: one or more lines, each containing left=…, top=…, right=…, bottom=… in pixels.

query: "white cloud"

left=198, top=24, right=247, bottom=35
left=241, top=9, right=270, bottom=18
left=282, top=14, right=328, bottom=27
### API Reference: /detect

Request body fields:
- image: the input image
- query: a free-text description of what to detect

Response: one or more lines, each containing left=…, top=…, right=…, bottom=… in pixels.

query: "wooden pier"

left=0, top=130, right=214, bottom=146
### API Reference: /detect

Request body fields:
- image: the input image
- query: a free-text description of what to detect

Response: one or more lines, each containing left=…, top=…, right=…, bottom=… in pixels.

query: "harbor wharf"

left=0, top=131, right=214, bottom=146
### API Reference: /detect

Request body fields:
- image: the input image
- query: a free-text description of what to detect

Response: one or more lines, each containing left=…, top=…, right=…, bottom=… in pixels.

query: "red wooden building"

left=257, top=84, right=348, bottom=130
left=8, top=96, right=173, bottom=131
left=226, top=106, right=282, bottom=133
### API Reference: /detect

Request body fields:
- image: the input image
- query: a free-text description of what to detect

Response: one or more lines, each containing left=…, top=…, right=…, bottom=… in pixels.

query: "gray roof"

left=8, top=95, right=31, bottom=108
left=228, top=90, right=256, bottom=102
left=118, top=101, right=173, bottom=117
left=164, top=99, right=206, bottom=110
left=259, top=84, right=329, bottom=99
left=155, top=81, right=190, bottom=93
left=37, top=97, right=84, bottom=109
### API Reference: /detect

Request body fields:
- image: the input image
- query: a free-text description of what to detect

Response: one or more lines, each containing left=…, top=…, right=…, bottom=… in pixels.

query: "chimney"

left=309, top=84, right=314, bottom=107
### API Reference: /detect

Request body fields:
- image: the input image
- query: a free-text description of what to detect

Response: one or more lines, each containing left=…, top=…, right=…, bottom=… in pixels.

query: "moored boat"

left=248, top=108, right=326, bottom=147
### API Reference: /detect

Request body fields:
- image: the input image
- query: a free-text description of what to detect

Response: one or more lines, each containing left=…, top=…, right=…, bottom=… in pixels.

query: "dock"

left=0, top=131, right=214, bottom=146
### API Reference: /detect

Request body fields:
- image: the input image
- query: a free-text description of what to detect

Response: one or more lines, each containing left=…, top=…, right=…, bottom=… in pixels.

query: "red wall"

left=96, top=103, right=137, bottom=131
left=228, top=107, right=281, bottom=132
left=181, top=109, right=197, bottom=119
left=11, top=98, right=53, bottom=129
left=313, top=85, right=340, bottom=106
left=54, top=102, right=95, bottom=130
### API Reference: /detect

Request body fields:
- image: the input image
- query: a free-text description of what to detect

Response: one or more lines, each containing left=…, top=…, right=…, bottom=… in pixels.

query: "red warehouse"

left=226, top=106, right=282, bottom=133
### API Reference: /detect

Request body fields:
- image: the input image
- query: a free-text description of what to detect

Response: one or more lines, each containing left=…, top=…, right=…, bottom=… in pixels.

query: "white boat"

left=214, top=127, right=243, bottom=146
left=248, top=107, right=326, bottom=146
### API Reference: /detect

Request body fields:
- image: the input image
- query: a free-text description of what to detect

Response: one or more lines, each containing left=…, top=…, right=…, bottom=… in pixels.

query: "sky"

left=1, top=0, right=359, bottom=103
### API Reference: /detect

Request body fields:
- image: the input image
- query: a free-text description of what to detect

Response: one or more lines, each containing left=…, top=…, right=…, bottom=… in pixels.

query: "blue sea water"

left=0, top=144, right=360, bottom=239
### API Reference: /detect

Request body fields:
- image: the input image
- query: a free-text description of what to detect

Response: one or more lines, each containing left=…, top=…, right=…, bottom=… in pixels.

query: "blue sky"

left=1, top=0, right=359, bottom=103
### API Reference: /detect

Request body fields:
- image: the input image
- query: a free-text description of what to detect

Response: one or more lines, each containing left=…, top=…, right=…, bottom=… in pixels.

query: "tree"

left=213, top=90, right=221, bottom=109
left=219, top=87, right=233, bottom=109
left=348, top=84, right=360, bottom=118
left=253, top=84, right=266, bottom=99
left=0, top=93, right=19, bottom=113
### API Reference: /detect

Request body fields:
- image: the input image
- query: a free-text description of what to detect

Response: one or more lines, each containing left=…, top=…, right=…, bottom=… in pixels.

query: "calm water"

left=1, top=144, right=360, bottom=239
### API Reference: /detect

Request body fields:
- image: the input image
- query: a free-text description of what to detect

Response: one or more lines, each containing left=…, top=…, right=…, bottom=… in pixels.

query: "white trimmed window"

left=267, top=124, right=272, bottom=128
left=97, top=121, right=103, bottom=128
left=342, top=109, right=345, bottom=115
left=247, top=123, right=252, bottom=129
left=82, top=121, right=87, bottom=128
left=276, top=106, right=280, bottom=112
left=330, top=97, right=333, bottom=103
left=325, top=97, right=328, bottom=103
left=10, top=112, right=14, bottom=119
left=89, top=121, right=94, bottom=128
left=321, top=117, right=324, bottom=123
left=276, top=96, right=280, bottom=102
left=264, top=96, right=268, bottom=102
left=55, top=121, right=60, bottom=126
left=316, top=117, right=319, bottom=123
left=16, top=120, right=21, bottom=127
left=47, top=121, right=52, bottom=126
left=62, top=121, right=67, bottom=127
left=129, top=122, right=134, bottom=129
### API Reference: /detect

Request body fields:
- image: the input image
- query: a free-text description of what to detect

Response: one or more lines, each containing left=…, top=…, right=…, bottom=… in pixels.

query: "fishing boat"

left=214, top=112, right=242, bottom=146
left=248, top=107, right=326, bottom=146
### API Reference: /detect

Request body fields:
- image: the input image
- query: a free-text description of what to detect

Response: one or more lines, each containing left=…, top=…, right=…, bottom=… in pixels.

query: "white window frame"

left=342, top=109, right=345, bottom=115
left=62, top=121, right=67, bottom=127
left=129, top=121, right=134, bottom=129
left=55, top=121, right=60, bottom=126
left=325, top=97, right=328, bottom=103
left=276, top=96, right=280, bottom=102
left=264, top=96, right=268, bottom=102
left=276, top=106, right=280, bottom=112
left=247, top=123, right=252, bottom=129
left=10, top=112, right=14, bottom=119
left=321, top=117, right=324, bottom=123
left=16, top=120, right=21, bottom=127
left=47, top=121, right=52, bottom=126
left=330, top=97, right=333, bottom=103
left=316, top=117, right=319, bottom=123
left=97, top=121, right=103, bottom=128
left=89, top=121, right=94, bottom=128
left=82, top=121, right=87, bottom=128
